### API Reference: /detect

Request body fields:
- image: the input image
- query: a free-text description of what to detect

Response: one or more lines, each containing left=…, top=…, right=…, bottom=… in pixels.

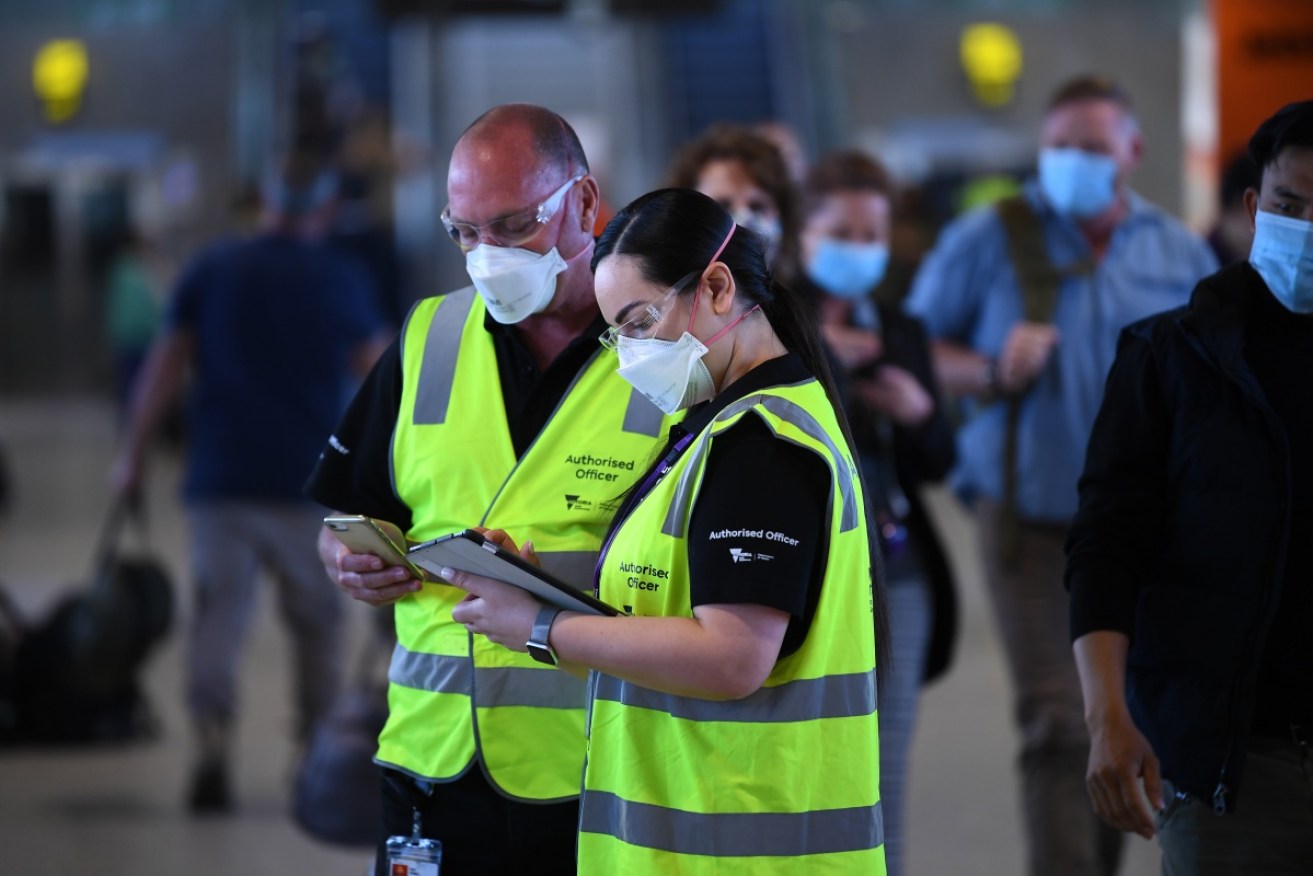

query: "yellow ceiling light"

left=960, top=23, right=1022, bottom=108
left=33, top=39, right=89, bottom=123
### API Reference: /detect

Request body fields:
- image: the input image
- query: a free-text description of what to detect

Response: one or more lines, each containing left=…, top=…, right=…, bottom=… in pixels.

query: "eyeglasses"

left=598, top=271, right=700, bottom=351
left=441, top=173, right=584, bottom=250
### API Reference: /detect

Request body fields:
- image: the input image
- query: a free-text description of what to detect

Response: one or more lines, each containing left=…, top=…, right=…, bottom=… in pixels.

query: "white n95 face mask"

left=610, top=221, right=752, bottom=414
left=464, top=244, right=567, bottom=324
left=615, top=332, right=717, bottom=415
left=1250, top=210, right=1313, bottom=314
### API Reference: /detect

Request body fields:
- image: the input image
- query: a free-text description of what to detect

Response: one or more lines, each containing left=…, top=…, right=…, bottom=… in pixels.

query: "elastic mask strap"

left=708, top=221, right=736, bottom=265
left=686, top=222, right=738, bottom=335
left=704, top=304, right=761, bottom=345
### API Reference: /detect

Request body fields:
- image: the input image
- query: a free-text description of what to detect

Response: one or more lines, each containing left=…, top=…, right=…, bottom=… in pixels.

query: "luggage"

left=6, top=498, right=174, bottom=745
left=292, top=683, right=388, bottom=846
left=292, top=606, right=394, bottom=847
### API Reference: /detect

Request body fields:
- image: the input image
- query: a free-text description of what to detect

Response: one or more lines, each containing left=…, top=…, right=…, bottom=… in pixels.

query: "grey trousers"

left=187, top=501, right=344, bottom=743
left=976, top=499, right=1123, bottom=876
left=879, top=577, right=933, bottom=876
left=1158, top=738, right=1313, bottom=875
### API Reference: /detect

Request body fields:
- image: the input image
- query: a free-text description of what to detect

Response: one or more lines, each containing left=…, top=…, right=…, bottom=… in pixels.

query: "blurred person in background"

left=799, top=148, right=958, bottom=876
left=1207, top=150, right=1261, bottom=266
left=666, top=122, right=803, bottom=282
left=308, top=104, right=672, bottom=875
left=904, top=75, right=1218, bottom=876
left=111, top=156, right=390, bottom=814
left=1069, top=99, right=1313, bottom=875
left=755, top=118, right=809, bottom=184
left=331, top=107, right=410, bottom=328
left=103, top=228, right=162, bottom=422
left=329, top=168, right=405, bottom=330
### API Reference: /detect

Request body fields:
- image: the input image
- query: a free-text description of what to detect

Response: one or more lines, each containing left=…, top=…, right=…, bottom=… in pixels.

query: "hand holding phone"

left=324, top=515, right=427, bottom=580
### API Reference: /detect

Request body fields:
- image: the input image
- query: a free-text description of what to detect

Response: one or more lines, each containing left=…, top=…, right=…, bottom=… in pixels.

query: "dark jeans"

left=1158, top=737, right=1313, bottom=875
left=376, top=766, right=580, bottom=875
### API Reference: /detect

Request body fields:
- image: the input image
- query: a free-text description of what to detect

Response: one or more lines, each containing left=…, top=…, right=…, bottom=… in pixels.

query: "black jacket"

left=1065, top=262, right=1293, bottom=813
left=813, top=286, right=960, bottom=684
left=870, top=302, right=959, bottom=685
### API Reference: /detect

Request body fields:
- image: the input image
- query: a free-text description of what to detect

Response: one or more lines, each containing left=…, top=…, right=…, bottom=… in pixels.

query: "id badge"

left=386, top=835, right=442, bottom=876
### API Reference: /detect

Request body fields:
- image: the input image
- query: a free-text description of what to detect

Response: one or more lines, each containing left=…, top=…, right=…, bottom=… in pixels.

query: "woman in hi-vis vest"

left=445, top=188, right=888, bottom=875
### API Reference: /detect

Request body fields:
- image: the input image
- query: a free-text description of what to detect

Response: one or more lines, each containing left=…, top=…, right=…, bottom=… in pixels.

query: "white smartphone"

left=323, top=515, right=427, bottom=580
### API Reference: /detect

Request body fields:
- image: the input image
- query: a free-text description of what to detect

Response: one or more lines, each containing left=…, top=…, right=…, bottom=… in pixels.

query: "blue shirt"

left=904, top=182, right=1217, bottom=522
left=166, top=233, right=385, bottom=501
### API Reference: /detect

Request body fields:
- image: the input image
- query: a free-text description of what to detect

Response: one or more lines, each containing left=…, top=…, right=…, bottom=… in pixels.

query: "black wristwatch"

left=526, top=605, right=563, bottom=666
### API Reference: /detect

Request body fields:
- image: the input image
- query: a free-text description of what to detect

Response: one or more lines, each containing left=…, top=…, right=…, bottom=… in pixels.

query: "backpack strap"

left=993, top=195, right=1093, bottom=566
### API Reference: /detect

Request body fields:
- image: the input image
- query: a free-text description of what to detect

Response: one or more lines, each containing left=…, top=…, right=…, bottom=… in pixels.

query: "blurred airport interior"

left=0, top=0, right=1311, bottom=873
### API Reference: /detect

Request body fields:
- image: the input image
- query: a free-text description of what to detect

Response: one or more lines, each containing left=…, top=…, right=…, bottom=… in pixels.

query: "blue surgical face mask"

left=1038, top=147, right=1119, bottom=218
left=1250, top=209, right=1313, bottom=314
left=805, top=238, right=889, bottom=299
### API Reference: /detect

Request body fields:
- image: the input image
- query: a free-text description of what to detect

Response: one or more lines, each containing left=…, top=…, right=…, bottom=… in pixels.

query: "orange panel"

left=1215, top=0, right=1313, bottom=164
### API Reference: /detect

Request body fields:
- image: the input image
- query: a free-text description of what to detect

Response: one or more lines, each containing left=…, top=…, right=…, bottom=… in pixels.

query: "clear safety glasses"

left=598, top=271, right=700, bottom=351
left=440, top=173, right=584, bottom=250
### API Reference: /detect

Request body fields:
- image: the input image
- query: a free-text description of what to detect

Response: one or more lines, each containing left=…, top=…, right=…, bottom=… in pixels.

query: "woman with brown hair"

left=666, top=122, right=803, bottom=282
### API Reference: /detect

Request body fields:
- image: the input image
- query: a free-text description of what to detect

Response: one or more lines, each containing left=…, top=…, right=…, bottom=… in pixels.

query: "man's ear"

left=704, top=262, right=737, bottom=316
left=1115, top=128, right=1144, bottom=188
left=1244, top=187, right=1260, bottom=234
left=576, top=175, right=601, bottom=233
left=1126, top=130, right=1145, bottom=173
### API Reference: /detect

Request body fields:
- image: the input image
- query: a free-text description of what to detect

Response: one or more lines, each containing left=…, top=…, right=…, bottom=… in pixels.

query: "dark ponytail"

left=594, top=187, right=890, bottom=681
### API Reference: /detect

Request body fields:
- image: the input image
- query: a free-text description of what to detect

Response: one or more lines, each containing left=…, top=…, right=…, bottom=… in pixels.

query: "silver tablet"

left=408, top=530, right=620, bottom=616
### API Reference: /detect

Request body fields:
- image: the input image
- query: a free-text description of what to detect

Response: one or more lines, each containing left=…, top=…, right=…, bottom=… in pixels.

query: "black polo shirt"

left=609, top=353, right=835, bottom=656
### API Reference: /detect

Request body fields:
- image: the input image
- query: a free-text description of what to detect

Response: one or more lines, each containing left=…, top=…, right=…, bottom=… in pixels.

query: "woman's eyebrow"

left=613, top=300, right=649, bottom=326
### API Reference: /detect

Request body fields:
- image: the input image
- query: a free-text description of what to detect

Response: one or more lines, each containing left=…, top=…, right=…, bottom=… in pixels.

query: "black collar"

left=605, top=352, right=816, bottom=537
left=1177, top=262, right=1313, bottom=408
left=481, top=306, right=610, bottom=352
left=1179, top=262, right=1261, bottom=369
left=676, top=352, right=814, bottom=439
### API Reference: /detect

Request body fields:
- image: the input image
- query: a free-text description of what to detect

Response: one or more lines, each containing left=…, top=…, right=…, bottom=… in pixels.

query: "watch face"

left=527, top=641, right=557, bottom=666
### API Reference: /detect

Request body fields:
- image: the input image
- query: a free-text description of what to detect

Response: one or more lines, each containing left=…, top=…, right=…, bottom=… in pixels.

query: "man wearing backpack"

left=903, top=75, right=1217, bottom=875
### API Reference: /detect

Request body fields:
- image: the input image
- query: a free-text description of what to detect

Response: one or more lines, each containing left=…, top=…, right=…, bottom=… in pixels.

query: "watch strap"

left=527, top=605, right=563, bottom=665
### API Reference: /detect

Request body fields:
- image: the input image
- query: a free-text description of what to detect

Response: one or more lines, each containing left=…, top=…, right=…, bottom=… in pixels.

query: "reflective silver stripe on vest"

left=390, top=644, right=470, bottom=693
left=413, top=287, right=477, bottom=425
left=592, top=669, right=876, bottom=722
left=390, top=644, right=584, bottom=708
left=661, top=391, right=859, bottom=536
left=621, top=389, right=665, bottom=437
left=536, top=550, right=600, bottom=590
left=476, top=661, right=587, bottom=709
left=580, top=791, right=884, bottom=857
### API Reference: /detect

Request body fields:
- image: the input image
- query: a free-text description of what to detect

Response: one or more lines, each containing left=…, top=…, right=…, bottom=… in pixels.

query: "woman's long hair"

left=593, top=187, right=891, bottom=679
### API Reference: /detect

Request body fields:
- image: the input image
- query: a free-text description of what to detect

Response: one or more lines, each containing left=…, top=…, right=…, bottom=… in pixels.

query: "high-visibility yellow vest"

left=379, top=288, right=670, bottom=800
left=579, top=378, right=885, bottom=874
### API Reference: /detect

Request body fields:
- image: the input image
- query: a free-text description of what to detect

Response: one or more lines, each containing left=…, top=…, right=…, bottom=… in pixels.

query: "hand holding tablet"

left=409, top=529, right=620, bottom=616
